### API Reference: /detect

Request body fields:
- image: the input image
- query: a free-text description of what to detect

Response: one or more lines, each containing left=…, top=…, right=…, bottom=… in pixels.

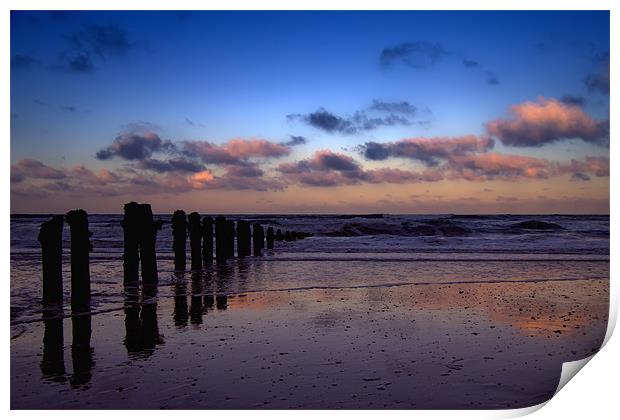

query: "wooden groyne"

left=40, top=204, right=313, bottom=311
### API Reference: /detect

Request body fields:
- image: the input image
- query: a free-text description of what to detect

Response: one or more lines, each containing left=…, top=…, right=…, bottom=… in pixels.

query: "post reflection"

left=123, top=286, right=164, bottom=359
left=173, top=274, right=189, bottom=328
left=70, top=313, right=94, bottom=388
left=40, top=309, right=66, bottom=383
left=190, top=272, right=203, bottom=325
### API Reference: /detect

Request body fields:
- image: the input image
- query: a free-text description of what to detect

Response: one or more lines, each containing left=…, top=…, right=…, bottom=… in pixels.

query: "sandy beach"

left=11, top=261, right=608, bottom=409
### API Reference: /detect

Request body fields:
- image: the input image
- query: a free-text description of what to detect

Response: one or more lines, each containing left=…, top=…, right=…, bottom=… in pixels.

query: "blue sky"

left=10, top=11, right=610, bottom=213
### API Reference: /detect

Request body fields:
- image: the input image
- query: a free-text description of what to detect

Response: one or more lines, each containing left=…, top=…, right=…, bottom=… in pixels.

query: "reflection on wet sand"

left=40, top=308, right=95, bottom=389
left=190, top=272, right=203, bottom=325
left=41, top=310, right=66, bottom=383
left=23, top=259, right=608, bottom=409
left=124, top=286, right=164, bottom=359
left=70, top=313, right=94, bottom=388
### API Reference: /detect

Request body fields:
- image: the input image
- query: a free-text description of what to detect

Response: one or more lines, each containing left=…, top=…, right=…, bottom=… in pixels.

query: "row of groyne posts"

left=38, top=202, right=312, bottom=310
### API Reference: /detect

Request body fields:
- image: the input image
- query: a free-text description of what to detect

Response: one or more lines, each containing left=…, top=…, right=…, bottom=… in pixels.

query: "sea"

left=11, top=213, right=609, bottom=326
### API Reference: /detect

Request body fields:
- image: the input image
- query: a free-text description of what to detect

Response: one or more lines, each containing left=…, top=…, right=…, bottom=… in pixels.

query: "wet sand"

left=11, top=276, right=608, bottom=409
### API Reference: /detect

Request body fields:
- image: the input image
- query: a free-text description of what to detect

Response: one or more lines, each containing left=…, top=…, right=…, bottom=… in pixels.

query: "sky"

left=10, top=10, right=610, bottom=214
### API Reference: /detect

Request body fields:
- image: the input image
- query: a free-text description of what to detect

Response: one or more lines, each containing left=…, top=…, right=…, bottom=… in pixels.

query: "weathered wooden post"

left=66, top=210, right=91, bottom=311
left=215, top=216, right=227, bottom=262
left=38, top=216, right=64, bottom=307
left=236, top=220, right=251, bottom=257
left=253, top=223, right=265, bottom=256
left=226, top=220, right=235, bottom=258
left=266, top=227, right=275, bottom=249
left=121, top=202, right=140, bottom=286
left=138, top=204, right=161, bottom=286
left=171, top=210, right=187, bottom=271
left=188, top=212, right=203, bottom=270
left=202, top=216, right=214, bottom=265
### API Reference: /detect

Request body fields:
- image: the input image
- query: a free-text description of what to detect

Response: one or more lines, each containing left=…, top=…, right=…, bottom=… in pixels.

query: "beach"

left=10, top=214, right=610, bottom=409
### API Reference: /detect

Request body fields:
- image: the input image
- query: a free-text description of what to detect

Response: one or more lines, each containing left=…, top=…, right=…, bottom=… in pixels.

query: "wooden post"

left=284, top=231, right=292, bottom=241
left=275, top=229, right=284, bottom=241
left=188, top=212, right=202, bottom=270
left=138, top=204, right=161, bottom=286
left=38, top=216, right=64, bottom=307
left=66, top=210, right=91, bottom=311
left=121, top=202, right=140, bottom=286
left=253, top=223, right=265, bottom=256
left=266, top=227, right=275, bottom=249
left=236, top=220, right=251, bottom=257
left=202, top=216, right=214, bottom=265
left=215, top=216, right=227, bottom=262
left=171, top=210, right=187, bottom=271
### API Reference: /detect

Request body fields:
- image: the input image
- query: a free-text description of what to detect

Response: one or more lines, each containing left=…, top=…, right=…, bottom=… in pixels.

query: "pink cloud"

left=486, top=97, right=608, bottom=147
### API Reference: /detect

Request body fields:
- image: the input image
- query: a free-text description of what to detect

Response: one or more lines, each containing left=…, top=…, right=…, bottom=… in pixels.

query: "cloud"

left=182, top=138, right=290, bottom=165
left=368, top=100, right=417, bottom=115
left=278, top=150, right=444, bottom=187
left=486, top=97, right=609, bottom=147
left=359, top=136, right=494, bottom=165
left=55, top=23, right=134, bottom=73
left=485, top=71, right=500, bottom=85
left=380, top=42, right=449, bottom=69
left=288, top=100, right=424, bottom=135
left=137, top=158, right=205, bottom=173
left=446, top=153, right=557, bottom=181
left=563, top=156, right=609, bottom=177
left=11, top=54, right=36, bottom=69
left=462, top=59, right=480, bottom=68
left=70, top=24, right=133, bottom=59
left=585, top=52, right=610, bottom=94
left=96, top=130, right=175, bottom=161
left=11, top=159, right=66, bottom=182
left=380, top=41, right=499, bottom=85
left=281, top=135, right=308, bottom=147
left=61, top=105, right=78, bottom=112
left=560, top=95, right=586, bottom=107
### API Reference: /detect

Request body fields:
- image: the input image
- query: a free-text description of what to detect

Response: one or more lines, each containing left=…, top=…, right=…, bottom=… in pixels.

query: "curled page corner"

left=554, top=354, right=596, bottom=396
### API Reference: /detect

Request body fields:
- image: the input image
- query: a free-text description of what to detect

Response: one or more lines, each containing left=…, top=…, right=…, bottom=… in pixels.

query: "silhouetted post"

left=266, top=227, right=275, bottom=249
left=236, top=220, right=251, bottom=257
left=215, top=216, right=227, bottom=262
left=38, top=216, right=64, bottom=307
left=121, top=202, right=140, bottom=286
left=188, top=212, right=203, bottom=270
left=202, top=216, right=214, bottom=265
left=66, top=210, right=91, bottom=311
left=226, top=220, right=235, bottom=258
left=253, top=223, right=265, bottom=256
left=171, top=210, right=187, bottom=271
left=284, top=231, right=292, bottom=242
left=138, top=204, right=161, bottom=286
left=275, top=229, right=284, bottom=241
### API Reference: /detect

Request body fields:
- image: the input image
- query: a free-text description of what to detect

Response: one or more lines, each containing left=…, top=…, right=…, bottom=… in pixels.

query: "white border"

left=3, top=1, right=617, bottom=419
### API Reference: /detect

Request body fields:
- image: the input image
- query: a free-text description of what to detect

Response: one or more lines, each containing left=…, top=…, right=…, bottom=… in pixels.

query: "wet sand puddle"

left=10, top=264, right=608, bottom=409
